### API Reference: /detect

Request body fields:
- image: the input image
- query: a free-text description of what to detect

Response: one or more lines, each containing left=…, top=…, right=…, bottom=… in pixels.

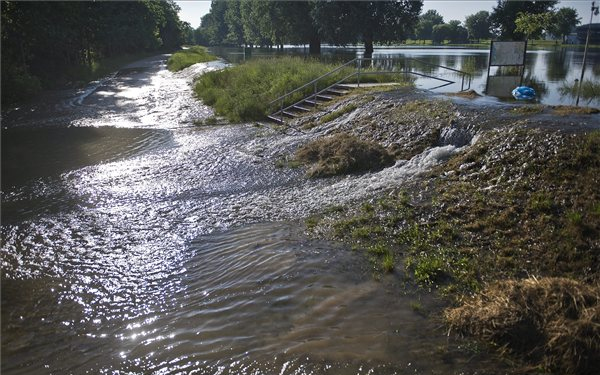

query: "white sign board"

left=490, top=41, right=527, bottom=66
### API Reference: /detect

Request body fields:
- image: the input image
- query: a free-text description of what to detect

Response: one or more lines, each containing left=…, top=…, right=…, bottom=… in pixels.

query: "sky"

left=175, top=1, right=598, bottom=29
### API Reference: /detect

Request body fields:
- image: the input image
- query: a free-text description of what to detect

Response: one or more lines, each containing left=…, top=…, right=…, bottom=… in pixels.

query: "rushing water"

left=2, top=54, right=504, bottom=374
left=210, top=45, right=600, bottom=106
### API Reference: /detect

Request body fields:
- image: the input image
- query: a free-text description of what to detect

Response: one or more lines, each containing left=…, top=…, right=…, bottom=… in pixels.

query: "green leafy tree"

left=432, top=20, right=468, bottom=44
left=490, top=0, right=558, bottom=40
left=313, top=0, right=422, bottom=57
left=548, top=7, right=580, bottom=43
left=514, top=11, right=554, bottom=40
left=465, top=10, right=491, bottom=42
left=1, top=0, right=189, bottom=104
left=415, top=10, right=444, bottom=42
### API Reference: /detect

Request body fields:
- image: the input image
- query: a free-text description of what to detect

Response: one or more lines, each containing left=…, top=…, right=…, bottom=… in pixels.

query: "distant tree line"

left=1, top=0, right=193, bottom=104
left=195, top=0, right=423, bottom=55
left=196, top=0, right=581, bottom=48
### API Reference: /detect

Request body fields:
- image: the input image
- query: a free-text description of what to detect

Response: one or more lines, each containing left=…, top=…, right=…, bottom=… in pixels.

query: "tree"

left=1, top=0, right=190, bottom=104
left=432, top=20, right=468, bottom=44
left=490, top=0, right=558, bottom=40
left=465, top=10, right=491, bottom=42
left=514, top=11, right=554, bottom=40
left=313, top=0, right=422, bottom=57
left=415, top=9, right=444, bottom=42
left=548, top=7, right=580, bottom=43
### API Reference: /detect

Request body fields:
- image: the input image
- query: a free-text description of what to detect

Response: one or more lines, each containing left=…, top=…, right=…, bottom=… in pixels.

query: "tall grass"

left=167, top=46, right=217, bottom=72
left=559, top=80, right=600, bottom=104
left=194, top=56, right=410, bottom=122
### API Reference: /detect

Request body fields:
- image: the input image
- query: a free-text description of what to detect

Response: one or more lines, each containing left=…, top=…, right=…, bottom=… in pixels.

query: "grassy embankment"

left=298, top=96, right=599, bottom=374
left=166, top=46, right=217, bottom=72
left=193, top=56, right=411, bottom=122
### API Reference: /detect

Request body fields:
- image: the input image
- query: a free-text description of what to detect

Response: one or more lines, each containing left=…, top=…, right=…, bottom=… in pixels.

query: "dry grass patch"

left=445, top=277, right=600, bottom=375
left=295, top=133, right=395, bottom=178
left=447, top=89, right=482, bottom=99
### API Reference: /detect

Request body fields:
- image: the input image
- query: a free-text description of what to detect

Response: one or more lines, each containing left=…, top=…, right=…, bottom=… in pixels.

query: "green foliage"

left=559, top=80, right=600, bottom=105
left=382, top=253, right=395, bottom=273
left=548, top=7, right=581, bottom=42
left=432, top=21, right=468, bottom=44
left=167, top=46, right=217, bottom=72
left=464, top=11, right=491, bottom=42
left=1, top=0, right=189, bottom=103
left=313, top=1, right=423, bottom=55
left=514, top=11, right=554, bottom=40
left=490, top=0, right=558, bottom=40
left=194, top=57, right=347, bottom=122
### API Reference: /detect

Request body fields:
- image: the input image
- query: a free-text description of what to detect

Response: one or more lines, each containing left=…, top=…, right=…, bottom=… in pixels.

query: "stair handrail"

left=268, top=58, right=359, bottom=107
left=407, top=58, right=472, bottom=90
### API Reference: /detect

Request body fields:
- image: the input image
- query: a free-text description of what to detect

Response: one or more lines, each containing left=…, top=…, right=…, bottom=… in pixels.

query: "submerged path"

left=2, top=55, right=497, bottom=374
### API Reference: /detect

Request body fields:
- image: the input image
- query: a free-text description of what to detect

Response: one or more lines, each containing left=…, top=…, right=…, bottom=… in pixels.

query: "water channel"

left=2, top=46, right=590, bottom=374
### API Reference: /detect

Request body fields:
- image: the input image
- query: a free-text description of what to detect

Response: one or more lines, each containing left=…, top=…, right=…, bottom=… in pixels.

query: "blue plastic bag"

left=512, top=86, right=536, bottom=100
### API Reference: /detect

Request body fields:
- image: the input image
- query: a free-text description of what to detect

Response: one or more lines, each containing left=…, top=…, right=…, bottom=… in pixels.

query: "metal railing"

left=268, top=57, right=472, bottom=123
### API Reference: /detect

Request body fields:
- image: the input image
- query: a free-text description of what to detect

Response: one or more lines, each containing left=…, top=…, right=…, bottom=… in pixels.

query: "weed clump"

left=295, top=133, right=395, bottom=178
left=445, top=277, right=600, bottom=375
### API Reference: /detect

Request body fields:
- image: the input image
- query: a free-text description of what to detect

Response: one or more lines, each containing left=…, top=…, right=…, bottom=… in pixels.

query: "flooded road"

left=2, top=55, right=496, bottom=374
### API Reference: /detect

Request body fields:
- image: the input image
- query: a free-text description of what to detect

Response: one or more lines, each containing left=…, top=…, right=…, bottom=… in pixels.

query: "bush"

left=295, top=133, right=395, bottom=178
left=167, top=46, right=217, bottom=72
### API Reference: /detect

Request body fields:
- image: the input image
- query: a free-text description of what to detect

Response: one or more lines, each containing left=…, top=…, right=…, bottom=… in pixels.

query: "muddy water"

left=2, top=55, right=495, bottom=374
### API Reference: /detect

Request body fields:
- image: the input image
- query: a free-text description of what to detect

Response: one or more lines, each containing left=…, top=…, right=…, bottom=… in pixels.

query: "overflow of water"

left=2, top=53, right=504, bottom=374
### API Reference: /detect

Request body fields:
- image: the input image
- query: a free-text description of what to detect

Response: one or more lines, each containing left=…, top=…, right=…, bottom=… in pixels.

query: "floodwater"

left=210, top=45, right=600, bottom=106
left=2, top=54, right=502, bottom=374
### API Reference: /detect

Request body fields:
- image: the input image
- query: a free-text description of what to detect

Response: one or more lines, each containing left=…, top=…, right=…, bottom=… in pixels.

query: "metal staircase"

left=267, top=57, right=472, bottom=124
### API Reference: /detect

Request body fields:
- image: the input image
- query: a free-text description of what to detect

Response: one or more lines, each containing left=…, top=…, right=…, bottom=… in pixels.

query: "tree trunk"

left=309, top=35, right=320, bottom=55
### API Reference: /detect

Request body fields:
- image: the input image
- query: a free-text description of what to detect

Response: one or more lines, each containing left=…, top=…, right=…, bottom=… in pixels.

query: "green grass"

left=559, top=80, right=600, bottom=104
left=167, top=46, right=217, bottom=72
left=194, top=56, right=410, bottom=122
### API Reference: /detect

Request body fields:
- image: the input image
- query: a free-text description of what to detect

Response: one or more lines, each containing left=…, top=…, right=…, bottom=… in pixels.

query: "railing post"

left=313, top=82, right=317, bottom=108
left=280, top=98, right=283, bottom=123
left=357, top=59, right=361, bottom=88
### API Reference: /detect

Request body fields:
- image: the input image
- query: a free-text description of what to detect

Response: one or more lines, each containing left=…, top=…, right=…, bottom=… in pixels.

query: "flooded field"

left=209, top=45, right=600, bottom=106
left=3, top=54, right=508, bottom=374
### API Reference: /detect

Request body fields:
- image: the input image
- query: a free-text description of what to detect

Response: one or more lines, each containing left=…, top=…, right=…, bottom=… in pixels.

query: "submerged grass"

left=167, top=46, right=217, bottom=72
left=559, top=80, right=600, bottom=105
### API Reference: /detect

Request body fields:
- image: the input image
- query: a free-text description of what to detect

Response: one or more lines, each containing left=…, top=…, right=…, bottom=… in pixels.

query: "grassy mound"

left=445, top=277, right=600, bottom=375
left=295, top=133, right=395, bottom=178
left=194, top=56, right=410, bottom=122
left=167, top=46, right=217, bottom=72
left=194, top=57, right=345, bottom=122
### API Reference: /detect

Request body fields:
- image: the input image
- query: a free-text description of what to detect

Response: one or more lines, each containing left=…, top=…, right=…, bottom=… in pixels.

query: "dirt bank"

left=284, top=87, right=600, bottom=375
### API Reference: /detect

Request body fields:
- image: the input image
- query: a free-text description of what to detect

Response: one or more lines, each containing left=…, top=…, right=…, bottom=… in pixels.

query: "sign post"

left=486, top=41, right=527, bottom=97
